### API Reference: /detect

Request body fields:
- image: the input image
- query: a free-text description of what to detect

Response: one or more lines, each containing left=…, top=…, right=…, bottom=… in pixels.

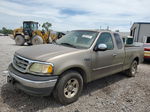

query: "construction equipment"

left=13, top=21, right=64, bottom=45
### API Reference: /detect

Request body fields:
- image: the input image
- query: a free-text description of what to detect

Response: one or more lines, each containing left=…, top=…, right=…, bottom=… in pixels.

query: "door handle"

left=113, top=54, right=117, bottom=56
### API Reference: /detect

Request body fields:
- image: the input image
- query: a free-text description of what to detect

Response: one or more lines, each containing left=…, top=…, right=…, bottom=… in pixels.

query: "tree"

left=2, top=27, right=7, bottom=34
left=0, top=27, right=13, bottom=35
left=42, top=22, right=52, bottom=32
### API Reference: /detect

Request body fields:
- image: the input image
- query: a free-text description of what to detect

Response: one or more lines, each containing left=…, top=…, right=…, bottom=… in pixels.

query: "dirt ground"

left=0, top=36, right=150, bottom=112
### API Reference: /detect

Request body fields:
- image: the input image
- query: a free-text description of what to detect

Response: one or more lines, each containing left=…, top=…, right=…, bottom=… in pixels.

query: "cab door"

left=112, top=33, right=125, bottom=73
left=91, top=32, right=116, bottom=80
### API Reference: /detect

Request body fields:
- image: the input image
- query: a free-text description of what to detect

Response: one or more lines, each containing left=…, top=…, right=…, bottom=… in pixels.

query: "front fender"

left=53, top=60, right=91, bottom=83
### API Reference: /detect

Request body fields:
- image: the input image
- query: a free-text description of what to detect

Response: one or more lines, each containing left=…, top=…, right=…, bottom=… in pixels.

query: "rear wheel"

left=124, top=60, right=138, bottom=77
left=53, top=70, right=83, bottom=105
left=32, top=35, right=43, bottom=45
left=15, top=35, right=25, bottom=46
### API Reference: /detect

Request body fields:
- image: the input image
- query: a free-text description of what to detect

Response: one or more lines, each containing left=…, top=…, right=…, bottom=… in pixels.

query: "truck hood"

left=15, top=44, right=79, bottom=62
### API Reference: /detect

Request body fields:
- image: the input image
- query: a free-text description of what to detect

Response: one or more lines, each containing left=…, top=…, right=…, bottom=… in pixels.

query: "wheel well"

left=61, top=67, right=87, bottom=83
left=134, top=57, right=139, bottom=64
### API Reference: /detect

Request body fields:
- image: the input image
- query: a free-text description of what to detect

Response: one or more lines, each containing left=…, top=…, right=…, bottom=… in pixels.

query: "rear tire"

left=124, top=60, right=138, bottom=77
left=15, top=35, right=25, bottom=46
left=32, top=35, right=43, bottom=45
left=53, top=70, right=83, bottom=105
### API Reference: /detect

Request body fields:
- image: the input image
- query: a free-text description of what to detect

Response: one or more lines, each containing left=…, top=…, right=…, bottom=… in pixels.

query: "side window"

left=96, top=32, right=114, bottom=50
left=147, top=37, right=150, bottom=43
left=114, top=33, right=123, bottom=49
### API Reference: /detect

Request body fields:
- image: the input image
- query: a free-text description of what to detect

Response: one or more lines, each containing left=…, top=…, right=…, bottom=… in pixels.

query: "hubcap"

left=64, top=78, right=79, bottom=98
left=131, top=62, right=137, bottom=75
left=35, top=38, right=39, bottom=44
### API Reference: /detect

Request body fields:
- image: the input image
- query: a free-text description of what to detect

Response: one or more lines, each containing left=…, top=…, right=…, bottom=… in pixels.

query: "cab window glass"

left=96, top=33, right=114, bottom=50
left=114, top=33, right=123, bottom=49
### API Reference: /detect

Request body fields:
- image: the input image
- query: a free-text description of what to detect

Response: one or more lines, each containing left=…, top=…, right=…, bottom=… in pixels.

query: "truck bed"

left=123, top=42, right=144, bottom=70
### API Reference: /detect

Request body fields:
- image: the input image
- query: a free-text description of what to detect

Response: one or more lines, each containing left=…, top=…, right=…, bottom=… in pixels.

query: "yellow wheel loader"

left=13, top=21, right=64, bottom=45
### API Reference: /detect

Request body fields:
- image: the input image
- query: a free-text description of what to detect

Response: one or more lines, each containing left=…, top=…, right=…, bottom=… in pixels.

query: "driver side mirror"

left=94, top=44, right=107, bottom=51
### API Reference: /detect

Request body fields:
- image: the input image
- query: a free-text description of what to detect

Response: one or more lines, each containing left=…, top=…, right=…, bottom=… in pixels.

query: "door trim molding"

left=92, top=63, right=123, bottom=71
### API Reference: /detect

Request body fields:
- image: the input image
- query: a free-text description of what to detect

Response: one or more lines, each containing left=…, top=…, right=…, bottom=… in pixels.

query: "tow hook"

left=7, top=76, right=15, bottom=84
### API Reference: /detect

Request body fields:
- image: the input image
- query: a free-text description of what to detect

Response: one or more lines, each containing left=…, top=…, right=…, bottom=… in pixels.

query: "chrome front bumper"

left=7, top=63, right=58, bottom=96
left=8, top=71, right=57, bottom=88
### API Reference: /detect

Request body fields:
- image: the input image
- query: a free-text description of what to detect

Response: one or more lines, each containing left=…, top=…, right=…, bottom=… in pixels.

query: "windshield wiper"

left=60, top=43, right=76, bottom=48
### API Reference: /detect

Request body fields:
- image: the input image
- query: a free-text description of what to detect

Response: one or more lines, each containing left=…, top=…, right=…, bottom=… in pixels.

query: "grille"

left=13, top=55, right=30, bottom=73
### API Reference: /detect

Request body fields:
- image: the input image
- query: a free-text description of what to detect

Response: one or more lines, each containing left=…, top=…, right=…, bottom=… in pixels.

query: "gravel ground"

left=0, top=36, right=150, bottom=112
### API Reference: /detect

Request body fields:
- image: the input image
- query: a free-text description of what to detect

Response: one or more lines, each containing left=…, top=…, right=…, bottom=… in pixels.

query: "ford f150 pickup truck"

left=7, top=30, right=144, bottom=104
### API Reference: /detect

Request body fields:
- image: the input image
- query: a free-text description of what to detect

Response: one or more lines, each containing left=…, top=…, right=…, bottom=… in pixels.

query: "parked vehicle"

left=0, top=33, right=4, bottom=36
left=7, top=30, right=144, bottom=104
left=143, top=36, right=150, bottom=43
left=144, top=43, right=150, bottom=60
left=13, top=21, right=65, bottom=45
left=122, top=36, right=133, bottom=44
left=142, top=35, right=150, bottom=60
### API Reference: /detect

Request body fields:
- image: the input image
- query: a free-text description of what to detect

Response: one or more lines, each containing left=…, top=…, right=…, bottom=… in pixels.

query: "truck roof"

left=72, top=29, right=119, bottom=34
left=23, top=21, right=38, bottom=24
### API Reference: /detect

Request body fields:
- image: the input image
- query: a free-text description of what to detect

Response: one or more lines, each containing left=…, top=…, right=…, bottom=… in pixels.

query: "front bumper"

left=8, top=64, right=58, bottom=96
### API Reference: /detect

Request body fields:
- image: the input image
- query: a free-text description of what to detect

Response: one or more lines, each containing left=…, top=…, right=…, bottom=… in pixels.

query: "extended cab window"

left=96, top=32, right=114, bottom=50
left=114, top=33, right=123, bottom=49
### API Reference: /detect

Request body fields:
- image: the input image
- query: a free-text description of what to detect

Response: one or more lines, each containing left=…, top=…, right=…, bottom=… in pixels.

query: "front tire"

left=15, top=35, right=25, bottom=46
left=53, top=70, right=83, bottom=105
left=32, top=35, right=43, bottom=45
left=124, top=60, right=138, bottom=77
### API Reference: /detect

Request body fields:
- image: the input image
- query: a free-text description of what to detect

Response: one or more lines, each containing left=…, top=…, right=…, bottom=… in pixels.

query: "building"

left=130, top=22, right=150, bottom=43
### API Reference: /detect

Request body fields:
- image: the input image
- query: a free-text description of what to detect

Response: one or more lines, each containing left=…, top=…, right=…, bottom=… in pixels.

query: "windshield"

left=126, top=38, right=133, bottom=44
left=31, top=23, right=38, bottom=30
left=23, top=23, right=30, bottom=29
left=23, top=23, right=38, bottom=31
left=56, top=30, right=99, bottom=48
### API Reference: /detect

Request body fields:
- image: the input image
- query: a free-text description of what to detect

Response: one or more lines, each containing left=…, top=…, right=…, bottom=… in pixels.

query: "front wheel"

left=124, top=60, right=138, bottom=77
left=53, top=71, right=83, bottom=105
left=32, top=35, right=43, bottom=45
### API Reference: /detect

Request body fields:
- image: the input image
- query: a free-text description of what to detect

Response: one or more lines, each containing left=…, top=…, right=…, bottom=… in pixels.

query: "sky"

left=0, top=0, right=150, bottom=32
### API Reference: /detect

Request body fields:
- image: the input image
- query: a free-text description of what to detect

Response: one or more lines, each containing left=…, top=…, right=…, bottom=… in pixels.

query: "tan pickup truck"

left=7, top=30, right=144, bottom=104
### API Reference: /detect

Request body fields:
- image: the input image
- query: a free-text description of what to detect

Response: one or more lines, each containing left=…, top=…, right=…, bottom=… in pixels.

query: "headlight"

left=29, top=63, right=53, bottom=74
